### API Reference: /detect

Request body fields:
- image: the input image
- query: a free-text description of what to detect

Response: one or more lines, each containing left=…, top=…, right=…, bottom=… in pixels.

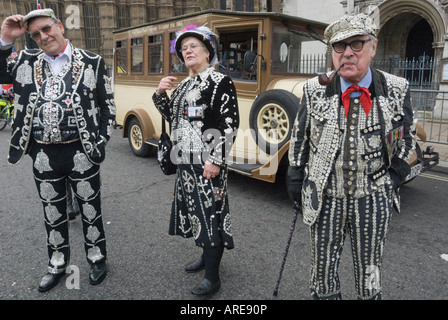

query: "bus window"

left=115, top=39, right=127, bottom=74
left=131, top=37, right=144, bottom=74
left=218, top=28, right=258, bottom=81
left=148, top=34, right=163, bottom=74
left=271, top=24, right=327, bottom=74
left=169, top=32, right=187, bottom=74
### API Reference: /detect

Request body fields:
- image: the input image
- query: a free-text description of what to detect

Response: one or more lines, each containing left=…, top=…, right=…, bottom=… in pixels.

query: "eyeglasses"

left=180, top=43, right=205, bottom=53
left=332, top=39, right=370, bottom=54
left=29, top=22, right=58, bottom=41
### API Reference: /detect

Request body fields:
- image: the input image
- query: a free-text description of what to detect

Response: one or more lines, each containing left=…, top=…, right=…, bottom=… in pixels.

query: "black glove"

left=286, top=166, right=304, bottom=209
left=388, top=168, right=401, bottom=190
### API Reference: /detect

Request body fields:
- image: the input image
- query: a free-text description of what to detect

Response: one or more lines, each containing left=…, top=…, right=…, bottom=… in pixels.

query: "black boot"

left=191, top=246, right=224, bottom=296
left=38, top=272, right=65, bottom=292
left=185, top=254, right=205, bottom=273
left=89, top=261, right=107, bottom=285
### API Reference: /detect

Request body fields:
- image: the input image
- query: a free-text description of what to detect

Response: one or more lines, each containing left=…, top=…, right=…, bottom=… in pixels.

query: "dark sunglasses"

left=332, top=39, right=370, bottom=54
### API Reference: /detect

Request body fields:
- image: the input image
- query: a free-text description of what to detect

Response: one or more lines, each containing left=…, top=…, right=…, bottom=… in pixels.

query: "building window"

left=148, top=34, right=163, bottom=74
left=235, top=0, right=254, bottom=12
left=84, top=4, right=101, bottom=52
left=131, top=37, right=144, bottom=74
left=147, top=5, right=159, bottom=22
left=117, top=5, right=131, bottom=29
left=220, top=0, right=227, bottom=10
left=115, top=40, right=128, bottom=74
left=235, top=0, right=255, bottom=12
left=45, top=2, right=64, bottom=19
left=22, top=2, right=33, bottom=15
left=247, top=0, right=254, bottom=11
left=20, top=1, right=63, bottom=16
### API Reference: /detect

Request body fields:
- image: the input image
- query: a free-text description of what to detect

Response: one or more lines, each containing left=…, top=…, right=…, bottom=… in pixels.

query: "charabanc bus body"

left=112, top=10, right=329, bottom=182
left=112, top=9, right=438, bottom=183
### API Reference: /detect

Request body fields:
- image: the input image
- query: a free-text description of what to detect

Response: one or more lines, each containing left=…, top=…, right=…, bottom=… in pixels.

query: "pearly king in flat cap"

left=20, top=8, right=58, bottom=27
left=324, top=13, right=377, bottom=44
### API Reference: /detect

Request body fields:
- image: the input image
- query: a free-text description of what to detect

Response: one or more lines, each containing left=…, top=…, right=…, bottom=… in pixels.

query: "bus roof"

left=112, top=9, right=328, bottom=34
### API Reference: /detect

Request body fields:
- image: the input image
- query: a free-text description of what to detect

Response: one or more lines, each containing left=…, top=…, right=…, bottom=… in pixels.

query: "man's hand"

left=388, top=169, right=401, bottom=190
left=1, top=15, right=27, bottom=44
left=286, top=166, right=304, bottom=209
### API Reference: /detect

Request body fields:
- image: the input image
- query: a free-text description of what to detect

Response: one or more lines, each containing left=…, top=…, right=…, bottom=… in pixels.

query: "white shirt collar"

left=187, top=66, right=213, bottom=81
left=43, top=40, right=72, bottom=64
left=340, top=67, right=372, bottom=93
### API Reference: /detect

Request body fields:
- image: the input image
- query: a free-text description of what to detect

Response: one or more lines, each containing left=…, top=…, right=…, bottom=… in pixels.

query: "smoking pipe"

left=318, top=64, right=344, bottom=86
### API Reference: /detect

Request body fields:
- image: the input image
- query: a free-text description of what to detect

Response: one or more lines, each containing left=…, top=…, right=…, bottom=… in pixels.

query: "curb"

left=430, top=160, right=448, bottom=175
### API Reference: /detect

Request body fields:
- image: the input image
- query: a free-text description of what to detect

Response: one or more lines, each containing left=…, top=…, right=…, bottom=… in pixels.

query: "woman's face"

left=181, top=37, right=210, bottom=74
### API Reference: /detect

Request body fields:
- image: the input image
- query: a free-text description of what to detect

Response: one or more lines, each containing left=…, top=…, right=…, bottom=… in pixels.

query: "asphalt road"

left=0, top=126, right=447, bottom=304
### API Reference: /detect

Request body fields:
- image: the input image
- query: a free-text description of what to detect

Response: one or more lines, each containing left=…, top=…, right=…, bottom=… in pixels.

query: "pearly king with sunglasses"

left=287, top=13, right=438, bottom=300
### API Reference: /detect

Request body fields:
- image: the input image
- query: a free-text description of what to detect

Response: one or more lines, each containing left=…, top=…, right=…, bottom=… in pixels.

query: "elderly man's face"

left=27, top=17, right=66, bottom=56
left=332, top=35, right=377, bottom=83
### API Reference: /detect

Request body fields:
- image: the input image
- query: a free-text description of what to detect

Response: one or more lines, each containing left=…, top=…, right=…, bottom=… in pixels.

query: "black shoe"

left=68, top=211, right=80, bottom=220
left=191, top=278, right=221, bottom=296
left=89, top=261, right=107, bottom=285
left=38, top=272, right=65, bottom=292
left=185, top=255, right=205, bottom=273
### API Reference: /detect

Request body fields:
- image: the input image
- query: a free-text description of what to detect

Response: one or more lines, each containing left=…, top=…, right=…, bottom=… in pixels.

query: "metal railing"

left=301, top=53, right=328, bottom=74
left=373, top=54, right=439, bottom=89
left=411, top=89, right=448, bottom=145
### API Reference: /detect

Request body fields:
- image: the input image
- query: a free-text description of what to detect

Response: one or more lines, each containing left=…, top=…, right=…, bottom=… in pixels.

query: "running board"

left=145, top=138, right=287, bottom=183
left=145, top=138, right=158, bottom=147
left=228, top=162, right=264, bottom=176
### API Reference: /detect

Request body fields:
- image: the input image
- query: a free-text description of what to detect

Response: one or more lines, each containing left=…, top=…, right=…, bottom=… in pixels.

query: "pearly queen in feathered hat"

left=171, top=24, right=220, bottom=67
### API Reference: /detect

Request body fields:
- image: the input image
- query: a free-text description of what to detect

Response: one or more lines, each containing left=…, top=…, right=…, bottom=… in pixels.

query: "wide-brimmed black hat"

left=173, top=25, right=219, bottom=66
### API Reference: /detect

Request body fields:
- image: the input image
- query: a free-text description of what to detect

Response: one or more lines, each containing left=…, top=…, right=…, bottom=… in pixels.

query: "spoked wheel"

left=127, top=117, right=153, bottom=157
left=0, top=111, right=7, bottom=131
left=249, top=90, right=299, bottom=154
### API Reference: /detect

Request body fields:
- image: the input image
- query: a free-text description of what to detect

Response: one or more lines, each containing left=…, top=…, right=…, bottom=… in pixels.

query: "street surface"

left=0, top=126, right=447, bottom=303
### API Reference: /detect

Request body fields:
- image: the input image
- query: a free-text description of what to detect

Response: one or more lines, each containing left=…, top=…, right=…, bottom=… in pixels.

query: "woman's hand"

left=155, top=76, right=177, bottom=95
left=203, top=161, right=220, bottom=180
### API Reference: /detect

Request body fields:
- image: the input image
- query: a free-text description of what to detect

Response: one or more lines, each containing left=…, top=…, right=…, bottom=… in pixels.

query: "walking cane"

left=273, top=206, right=301, bottom=297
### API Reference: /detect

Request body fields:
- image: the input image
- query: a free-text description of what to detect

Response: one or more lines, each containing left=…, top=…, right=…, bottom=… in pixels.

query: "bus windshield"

left=271, top=23, right=327, bottom=74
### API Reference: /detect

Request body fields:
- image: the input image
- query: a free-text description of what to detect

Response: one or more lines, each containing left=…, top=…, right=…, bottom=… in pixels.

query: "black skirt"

left=169, top=163, right=234, bottom=249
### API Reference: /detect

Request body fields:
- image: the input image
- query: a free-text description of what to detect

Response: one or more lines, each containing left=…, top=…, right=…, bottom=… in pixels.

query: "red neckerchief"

left=341, top=84, right=372, bottom=117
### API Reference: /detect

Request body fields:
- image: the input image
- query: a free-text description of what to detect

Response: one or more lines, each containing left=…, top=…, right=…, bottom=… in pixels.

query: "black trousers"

left=30, top=140, right=107, bottom=274
left=309, top=186, right=393, bottom=300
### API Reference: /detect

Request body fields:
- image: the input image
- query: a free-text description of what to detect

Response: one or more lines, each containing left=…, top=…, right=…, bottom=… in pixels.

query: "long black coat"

left=288, top=69, right=415, bottom=225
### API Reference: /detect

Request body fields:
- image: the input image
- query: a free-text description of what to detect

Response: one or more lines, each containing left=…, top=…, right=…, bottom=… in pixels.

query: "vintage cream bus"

left=112, top=10, right=329, bottom=182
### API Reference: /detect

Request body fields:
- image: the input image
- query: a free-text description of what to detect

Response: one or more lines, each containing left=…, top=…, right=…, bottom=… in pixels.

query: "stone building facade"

left=0, top=0, right=279, bottom=67
left=284, top=0, right=448, bottom=117
left=2, top=0, right=448, bottom=71
left=3, top=0, right=448, bottom=117
left=286, top=0, right=448, bottom=66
